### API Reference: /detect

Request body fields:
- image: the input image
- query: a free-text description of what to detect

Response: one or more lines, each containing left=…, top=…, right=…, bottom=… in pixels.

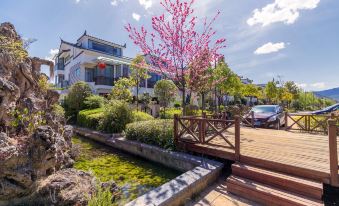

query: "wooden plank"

left=232, top=163, right=323, bottom=200
left=226, top=176, right=324, bottom=206
left=239, top=155, right=330, bottom=182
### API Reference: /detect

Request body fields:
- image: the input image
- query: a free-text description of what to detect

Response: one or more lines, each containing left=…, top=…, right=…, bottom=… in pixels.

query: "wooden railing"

left=328, top=118, right=339, bottom=187
left=241, top=111, right=255, bottom=128
left=174, top=114, right=241, bottom=160
left=285, top=113, right=339, bottom=133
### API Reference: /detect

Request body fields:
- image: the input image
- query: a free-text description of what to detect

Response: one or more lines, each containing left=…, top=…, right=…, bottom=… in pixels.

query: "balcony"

left=93, top=76, right=114, bottom=86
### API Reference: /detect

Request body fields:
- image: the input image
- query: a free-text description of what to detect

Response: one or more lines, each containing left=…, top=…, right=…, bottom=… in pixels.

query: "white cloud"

left=111, top=0, right=127, bottom=6
left=132, top=13, right=141, bottom=21
left=311, top=82, right=326, bottom=89
left=139, top=0, right=152, bottom=10
left=45, top=49, right=59, bottom=61
left=247, top=0, right=320, bottom=27
left=254, top=42, right=286, bottom=55
left=296, top=82, right=326, bottom=91
left=296, top=83, right=308, bottom=88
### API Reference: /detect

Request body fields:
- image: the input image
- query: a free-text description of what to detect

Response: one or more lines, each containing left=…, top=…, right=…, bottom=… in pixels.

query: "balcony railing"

left=93, top=76, right=114, bottom=86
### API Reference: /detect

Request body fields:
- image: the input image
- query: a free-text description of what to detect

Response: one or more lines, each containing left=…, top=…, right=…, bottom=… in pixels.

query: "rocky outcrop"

left=0, top=22, right=97, bottom=205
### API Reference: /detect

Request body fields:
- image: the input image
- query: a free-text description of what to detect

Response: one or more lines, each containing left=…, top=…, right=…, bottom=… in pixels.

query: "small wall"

left=73, top=126, right=223, bottom=206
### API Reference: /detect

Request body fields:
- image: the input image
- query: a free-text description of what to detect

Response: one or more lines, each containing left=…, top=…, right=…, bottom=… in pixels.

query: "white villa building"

left=54, top=31, right=161, bottom=95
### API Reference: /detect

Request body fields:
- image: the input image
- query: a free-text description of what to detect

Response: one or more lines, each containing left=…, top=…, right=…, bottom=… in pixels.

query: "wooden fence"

left=285, top=113, right=339, bottom=134
left=174, top=114, right=241, bottom=161
left=328, top=118, right=339, bottom=187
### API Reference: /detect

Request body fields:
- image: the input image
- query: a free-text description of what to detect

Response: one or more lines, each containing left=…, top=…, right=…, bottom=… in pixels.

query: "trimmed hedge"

left=132, top=111, right=154, bottom=122
left=77, top=108, right=104, bottom=130
left=125, top=120, right=174, bottom=150
left=159, top=108, right=182, bottom=119
left=159, top=108, right=212, bottom=119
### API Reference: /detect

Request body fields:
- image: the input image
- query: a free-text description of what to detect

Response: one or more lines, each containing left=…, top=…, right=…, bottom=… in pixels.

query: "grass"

left=72, top=136, right=180, bottom=205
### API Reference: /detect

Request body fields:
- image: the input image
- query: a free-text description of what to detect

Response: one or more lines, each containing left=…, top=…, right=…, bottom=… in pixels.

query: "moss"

left=72, top=136, right=180, bottom=204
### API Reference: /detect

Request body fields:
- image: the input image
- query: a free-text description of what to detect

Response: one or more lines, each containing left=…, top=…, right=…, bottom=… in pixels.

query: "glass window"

left=89, top=40, right=122, bottom=57
left=139, top=79, right=146, bottom=88
left=113, top=47, right=122, bottom=57
left=123, top=65, right=129, bottom=77
left=57, top=58, right=65, bottom=70
left=93, top=65, right=114, bottom=86
left=115, top=65, right=122, bottom=78
left=58, top=74, right=64, bottom=83
left=147, top=72, right=161, bottom=88
left=85, top=68, right=94, bottom=82
left=75, top=68, right=80, bottom=77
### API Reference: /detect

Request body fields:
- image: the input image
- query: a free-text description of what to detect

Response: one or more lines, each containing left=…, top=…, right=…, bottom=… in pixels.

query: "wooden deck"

left=179, top=127, right=339, bottom=183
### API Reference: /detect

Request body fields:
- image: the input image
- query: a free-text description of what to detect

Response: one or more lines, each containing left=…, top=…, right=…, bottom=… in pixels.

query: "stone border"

left=73, top=126, right=224, bottom=206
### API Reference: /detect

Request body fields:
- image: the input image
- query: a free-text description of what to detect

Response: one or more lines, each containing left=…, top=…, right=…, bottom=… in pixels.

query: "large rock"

left=30, top=169, right=96, bottom=206
left=0, top=22, right=97, bottom=205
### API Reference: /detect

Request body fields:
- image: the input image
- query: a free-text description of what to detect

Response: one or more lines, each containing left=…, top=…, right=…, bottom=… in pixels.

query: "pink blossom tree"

left=125, top=0, right=226, bottom=112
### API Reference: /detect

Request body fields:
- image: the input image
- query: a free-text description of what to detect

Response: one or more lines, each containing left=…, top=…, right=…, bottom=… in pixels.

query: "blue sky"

left=1, top=0, right=338, bottom=91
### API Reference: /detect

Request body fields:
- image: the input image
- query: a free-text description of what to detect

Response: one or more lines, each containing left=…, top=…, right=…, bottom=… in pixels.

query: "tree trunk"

left=182, top=87, right=186, bottom=115
left=214, top=86, right=218, bottom=113
left=201, top=92, right=205, bottom=113
left=136, top=81, right=139, bottom=111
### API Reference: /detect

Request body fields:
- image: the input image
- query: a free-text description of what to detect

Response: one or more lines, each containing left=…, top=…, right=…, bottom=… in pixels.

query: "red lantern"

left=98, top=62, right=106, bottom=69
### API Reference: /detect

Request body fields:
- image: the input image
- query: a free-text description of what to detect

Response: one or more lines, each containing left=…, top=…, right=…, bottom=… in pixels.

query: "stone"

left=0, top=22, right=97, bottom=206
left=31, top=169, right=97, bottom=206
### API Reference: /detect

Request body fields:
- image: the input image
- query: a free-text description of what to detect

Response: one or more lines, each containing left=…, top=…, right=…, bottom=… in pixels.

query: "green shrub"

left=64, top=81, right=92, bottom=122
left=159, top=108, right=182, bottom=119
left=77, top=108, right=104, bottom=130
left=125, top=120, right=174, bottom=150
left=132, top=111, right=154, bottom=122
left=184, top=104, right=200, bottom=116
left=84, top=95, right=107, bottom=109
left=98, top=100, right=133, bottom=133
left=173, top=101, right=181, bottom=108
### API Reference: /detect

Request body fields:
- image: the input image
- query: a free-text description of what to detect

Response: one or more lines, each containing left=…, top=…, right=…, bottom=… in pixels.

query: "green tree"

left=265, top=81, right=278, bottom=104
left=281, top=90, right=293, bottom=108
left=284, top=81, right=300, bottom=100
left=111, top=78, right=133, bottom=101
left=216, top=67, right=243, bottom=105
left=130, top=55, right=150, bottom=110
left=242, top=84, right=260, bottom=105
left=154, top=79, right=177, bottom=111
left=65, top=81, right=92, bottom=121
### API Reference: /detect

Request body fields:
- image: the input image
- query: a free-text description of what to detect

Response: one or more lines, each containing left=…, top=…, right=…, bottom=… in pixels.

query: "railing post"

left=235, top=115, right=241, bottom=161
left=251, top=111, right=255, bottom=128
left=284, top=112, right=288, bottom=130
left=328, top=118, right=339, bottom=187
left=174, top=114, right=179, bottom=146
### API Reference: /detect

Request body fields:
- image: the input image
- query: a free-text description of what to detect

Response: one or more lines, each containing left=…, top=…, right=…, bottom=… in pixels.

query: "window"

left=75, top=68, right=80, bottom=77
left=123, top=65, right=129, bottom=77
left=113, top=47, right=122, bottom=57
left=115, top=65, right=122, bottom=78
left=58, top=74, right=64, bottom=83
left=85, top=68, right=94, bottom=82
left=92, top=65, right=114, bottom=86
left=57, top=58, right=65, bottom=70
left=88, top=40, right=122, bottom=57
left=147, top=72, right=162, bottom=88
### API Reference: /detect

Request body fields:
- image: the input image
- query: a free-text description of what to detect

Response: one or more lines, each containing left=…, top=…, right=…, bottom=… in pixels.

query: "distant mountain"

left=314, top=87, right=339, bottom=101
